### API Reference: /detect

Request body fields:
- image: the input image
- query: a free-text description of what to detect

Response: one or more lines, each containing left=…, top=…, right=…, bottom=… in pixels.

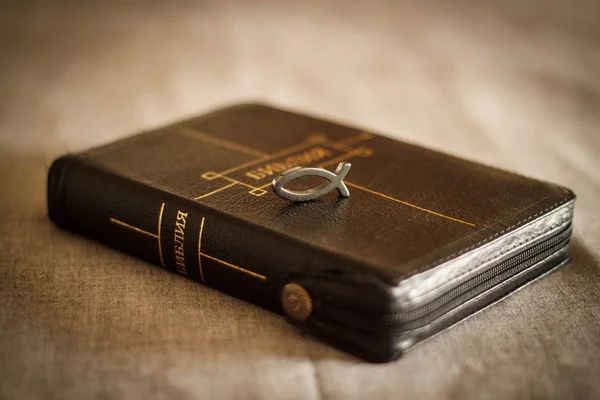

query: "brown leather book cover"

left=47, top=103, right=575, bottom=362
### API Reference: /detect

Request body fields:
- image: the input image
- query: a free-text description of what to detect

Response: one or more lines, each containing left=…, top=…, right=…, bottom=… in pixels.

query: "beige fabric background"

left=1, top=1, right=599, bottom=399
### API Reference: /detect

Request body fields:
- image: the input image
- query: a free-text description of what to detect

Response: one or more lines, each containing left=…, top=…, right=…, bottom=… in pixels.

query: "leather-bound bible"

left=47, top=103, right=575, bottom=362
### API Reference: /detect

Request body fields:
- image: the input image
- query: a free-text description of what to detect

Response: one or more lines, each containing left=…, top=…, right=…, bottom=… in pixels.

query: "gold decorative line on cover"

left=339, top=132, right=375, bottom=146
left=110, top=207, right=266, bottom=280
left=318, top=147, right=372, bottom=168
left=254, top=146, right=373, bottom=190
left=217, top=175, right=261, bottom=190
left=344, top=182, right=476, bottom=227
left=321, top=132, right=375, bottom=151
left=110, top=218, right=158, bottom=238
left=188, top=130, right=473, bottom=226
left=200, top=172, right=266, bottom=195
left=157, top=202, right=166, bottom=267
left=110, top=203, right=168, bottom=267
left=178, top=126, right=267, bottom=157
left=194, top=182, right=237, bottom=200
left=215, top=134, right=327, bottom=177
left=199, top=252, right=267, bottom=281
left=195, top=133, right=373, bottom=197
left=197, top=217, right=206, bottom=282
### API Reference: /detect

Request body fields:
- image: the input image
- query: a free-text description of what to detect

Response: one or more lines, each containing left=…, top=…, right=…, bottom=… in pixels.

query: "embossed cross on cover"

left=48, top=103, right=575, bottom=362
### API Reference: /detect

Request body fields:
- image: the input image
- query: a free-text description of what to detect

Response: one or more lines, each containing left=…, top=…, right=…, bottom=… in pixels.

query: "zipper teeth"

left=383, top=226, right=572, bottom=324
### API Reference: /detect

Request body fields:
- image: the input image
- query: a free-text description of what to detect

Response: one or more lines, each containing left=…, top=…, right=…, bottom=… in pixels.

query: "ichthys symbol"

left=272, top=162, right=351, bottom=202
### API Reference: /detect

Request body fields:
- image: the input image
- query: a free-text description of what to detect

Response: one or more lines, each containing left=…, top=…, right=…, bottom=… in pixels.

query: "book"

left=48, top=103, right=575, bottom=362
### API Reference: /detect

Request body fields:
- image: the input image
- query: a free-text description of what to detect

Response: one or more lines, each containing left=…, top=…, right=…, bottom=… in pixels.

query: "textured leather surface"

left=48, top=103, right=575, bottom=361
left=63, top=103, right=574, bottom=286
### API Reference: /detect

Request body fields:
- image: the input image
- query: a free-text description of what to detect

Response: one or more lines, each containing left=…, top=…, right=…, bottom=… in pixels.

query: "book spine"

left=47, top=155, right=290, bottom=312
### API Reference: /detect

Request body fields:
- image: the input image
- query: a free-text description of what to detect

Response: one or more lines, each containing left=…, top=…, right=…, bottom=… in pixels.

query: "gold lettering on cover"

left=245, top=172, right=264, bottom=180
left=215, top=135, right=327, bottom=177
left=173, top=210, right=188, bottom=275
left=187, top=130, right=475, bottom=226
left=110, top=210, right=267, bottom=280
left=255, top=147, right=373, bottom=190
left=245, top=146, right=332, bottom=181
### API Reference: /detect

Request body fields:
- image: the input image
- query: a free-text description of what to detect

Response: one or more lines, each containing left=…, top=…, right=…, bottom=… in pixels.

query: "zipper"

left=318, top=224, right=572, bottom=333
left=383, top=224, right=572, bottom=327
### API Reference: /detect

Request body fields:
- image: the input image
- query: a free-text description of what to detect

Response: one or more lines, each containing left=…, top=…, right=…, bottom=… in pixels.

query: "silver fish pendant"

left=272, top=162, right=351, bottom=202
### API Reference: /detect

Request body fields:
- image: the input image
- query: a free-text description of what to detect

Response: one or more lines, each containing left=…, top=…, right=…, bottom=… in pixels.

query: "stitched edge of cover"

left=409, top=196, right=574, bottom=278
left=394, top=197, right=574, bottom=305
